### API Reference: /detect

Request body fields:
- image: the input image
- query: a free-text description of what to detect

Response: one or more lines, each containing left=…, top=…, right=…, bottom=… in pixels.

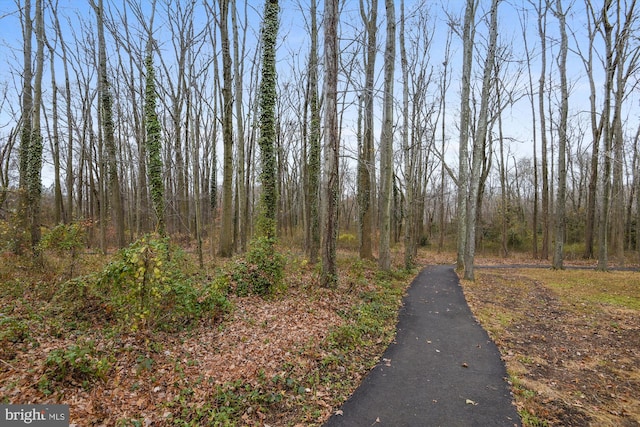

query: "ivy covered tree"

left=306, top=0, right=321, bottom=264
left=92, top=0, right=125, bottom=249
left=257, top=0, right=279, bottom=240
left=144, top=39, right=165, bottom=236
left=17, top=0, right=45, bottom=253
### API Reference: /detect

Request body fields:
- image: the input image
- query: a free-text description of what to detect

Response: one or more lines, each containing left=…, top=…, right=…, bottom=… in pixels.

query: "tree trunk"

left=438, top=32, right=452, bottom=253
left=552, top=0, right=569, bottom=270
left=597, top=1, right=615, bottom=271
left=232, top=0, right=248, bottom=252
left=257, top=0, right=279, bottom=239
left=581, top=0, right=600, bottom=259
left=145, top=39, right=165, bottom=236
left=400, top=0, right=414, bottom=269
left=18, top=0, right=34, bottom=239
left=47, top=37, right=64, bottom=224
left=322, top=0, right=339, bottom=287
left=357, top=0, right=377, bottom=261
left=94, top=0, right=125, bottom=248
left=464, top=0, right=499, bottom=281
left=537, top=0, right=550, bottom=260
left=520, top=8, right=539, bottom=259
left=218, top=0, right=235, bottom=256
left=456, top=0, right=476, bottom=270
left=307, top=0, right=321, bottom=263
left=378, top=0, right=395, bottom=271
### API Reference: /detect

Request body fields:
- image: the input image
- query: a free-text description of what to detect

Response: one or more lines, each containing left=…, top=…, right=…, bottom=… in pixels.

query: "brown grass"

left=461, top=267, right=640, bottom=427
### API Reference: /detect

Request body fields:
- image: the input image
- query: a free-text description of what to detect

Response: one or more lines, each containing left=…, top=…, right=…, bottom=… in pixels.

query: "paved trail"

left=324, top=265, right=521, bottom=427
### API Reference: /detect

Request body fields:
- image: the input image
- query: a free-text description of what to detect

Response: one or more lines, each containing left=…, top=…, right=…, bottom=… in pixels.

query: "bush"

left=42, top=341, right=111, bottom=392
left=0, top=316, right=29, bottom=360
left=59, top=234, right=230, bottom=332
left=231, top=237, right=284, bottom=296
left=38, top=222, right=86, bottom=278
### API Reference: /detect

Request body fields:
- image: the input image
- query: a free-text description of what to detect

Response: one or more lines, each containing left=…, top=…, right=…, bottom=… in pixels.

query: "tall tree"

left=357, top=0, right=377, bottom=261
left=144, top=38, right=165, bottom=235
left=464, top=0, right=499, bottom=281
left=26, top=0, right=45, bottom=250
left=45, top=16, right=64, bottom=224
left=580, top=0, right=601, bottom=259
left=93, top=0, right=126, bottom=248
left=597, top=0, right=615, bottom=271
left=438, top=29, right=453, bottom=253
left=519, top=6, right=539, bottom=258
left=400, top=0, right=414, bottom=268
left=232, top=0, right=248, bottom=252
left=306, top=0, right=321, bottom=263
left=218, top=0, right=235, bottom=256
left=552, top=0, right=569, bottom=270
left=456, top=0, right=477, bottom=270
left=378, top=0, right=396, bottom=271
left=536, top=0, right=551, bottom=260
left=257, top=0, right=279, bottom=239
left=322, top=0, right=339, bottom=287
left=610, top=0, right=639, bottom=263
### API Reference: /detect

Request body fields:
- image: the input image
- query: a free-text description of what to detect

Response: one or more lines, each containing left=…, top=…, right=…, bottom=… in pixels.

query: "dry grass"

left=461, top=267, right=640, bottom=427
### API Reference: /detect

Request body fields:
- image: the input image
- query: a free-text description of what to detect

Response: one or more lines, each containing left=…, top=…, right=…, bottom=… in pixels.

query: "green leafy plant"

left=93, top=234, right=229, bottom=331
left=231, top=236, right=284, bottom=296
left=44, top=341, right=111, bottom=387
left=38, top=222, right=86, bottom=278
left=0, top=316, right=29, bottom=360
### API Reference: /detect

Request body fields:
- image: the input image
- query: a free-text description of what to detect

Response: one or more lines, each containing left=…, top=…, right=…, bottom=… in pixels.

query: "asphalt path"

left=323, top=265, right=521, bottom=427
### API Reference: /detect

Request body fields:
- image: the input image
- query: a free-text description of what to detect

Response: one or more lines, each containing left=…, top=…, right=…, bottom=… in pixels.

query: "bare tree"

left=552, top=0, right=569, bottom=270
left=357, top=0, right=377, bottom=261
left=456, top=0, right=477, bottom=270
left=144, top=10, right=165, bottom=236
left=322, top=0, right=339, bottom=287
left=378, top=0, right=395, bottom=271
left=534, top=0, right=551, bottom=260
left=92, top=0, right=126, bottom=248
left=218, top=0, right=235, bottom=257
left=464, top=0, right=499, bottom=281
left=519, top=6, right=539, bottom=258
left=232, top=0, right=249, bottom=252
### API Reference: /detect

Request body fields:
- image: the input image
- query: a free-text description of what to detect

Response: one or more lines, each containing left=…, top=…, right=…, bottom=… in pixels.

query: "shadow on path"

left=324, top=265, right=521, bottom=427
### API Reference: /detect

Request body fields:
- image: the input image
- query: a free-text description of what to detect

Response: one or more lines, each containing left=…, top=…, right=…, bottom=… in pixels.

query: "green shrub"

left=0, top=316, right=29, bottom=344
left=44, top=341, right=111, bottom=386
left=231, top=237, right=284, bottom=296
left=0, top=316, right=29, bottom=360
left=337, top=233, right=358, bottom=250
left=62, top=234, right=231, bottom=331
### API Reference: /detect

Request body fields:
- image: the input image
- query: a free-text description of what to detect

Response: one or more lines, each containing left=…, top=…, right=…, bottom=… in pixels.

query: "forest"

left=1, top=0, right=638, bottom=273
left=1, top=0, right=639, bottom=425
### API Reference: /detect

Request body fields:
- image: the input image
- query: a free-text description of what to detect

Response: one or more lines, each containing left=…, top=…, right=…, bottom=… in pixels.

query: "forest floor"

left=1, top=247, right=639, bottom=426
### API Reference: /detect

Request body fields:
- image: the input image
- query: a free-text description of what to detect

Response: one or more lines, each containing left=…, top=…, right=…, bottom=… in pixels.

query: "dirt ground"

left=461, top=266, right=640, bottom=427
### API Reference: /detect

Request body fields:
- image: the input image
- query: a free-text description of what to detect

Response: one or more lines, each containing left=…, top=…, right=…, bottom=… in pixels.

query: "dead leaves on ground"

left=0, top=284, right=349, bottom=425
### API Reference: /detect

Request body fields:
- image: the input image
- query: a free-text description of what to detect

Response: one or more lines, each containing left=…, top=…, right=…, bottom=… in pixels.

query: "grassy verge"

left=461, top=268, right=640, bottom=426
